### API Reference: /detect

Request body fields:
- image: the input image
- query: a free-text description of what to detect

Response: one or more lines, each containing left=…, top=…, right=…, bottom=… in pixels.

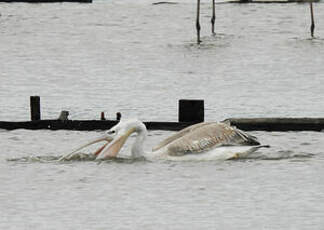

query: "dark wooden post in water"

left=310, top=2, right=315, bottom=38
left=211, top=0, right=216, bottom=35
left=116, top=112, right=121, bottom=121
left=196, top=0, right=201, bottom=44
left=58, top=111, right=69, bottom=121
left=101, top=112, right=106, bottom=120
left=30, top=96, right=41, bottom=121
left=178, top=99, right=204, bottom=123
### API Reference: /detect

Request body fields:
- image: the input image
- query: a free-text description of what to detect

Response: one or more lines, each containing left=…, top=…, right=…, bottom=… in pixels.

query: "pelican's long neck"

left=131, top=125, right=147, bottom=158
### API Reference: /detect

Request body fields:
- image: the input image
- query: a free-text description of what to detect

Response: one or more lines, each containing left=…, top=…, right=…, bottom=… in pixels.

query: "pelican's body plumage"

left=60, top=119, right=268, bottom=161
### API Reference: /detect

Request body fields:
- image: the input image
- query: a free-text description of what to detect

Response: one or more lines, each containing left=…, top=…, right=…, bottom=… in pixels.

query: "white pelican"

left=59, top=119, right=269, bottom=161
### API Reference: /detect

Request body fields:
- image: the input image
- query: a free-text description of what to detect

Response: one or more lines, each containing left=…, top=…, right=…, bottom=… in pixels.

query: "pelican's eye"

left=107, top=130, right=116, bottom=135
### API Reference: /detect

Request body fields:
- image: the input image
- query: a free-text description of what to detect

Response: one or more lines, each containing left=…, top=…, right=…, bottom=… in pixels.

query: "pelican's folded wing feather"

left=152, top=122, right=212, bottom=152
left=160, top=122, right=260, bottom=156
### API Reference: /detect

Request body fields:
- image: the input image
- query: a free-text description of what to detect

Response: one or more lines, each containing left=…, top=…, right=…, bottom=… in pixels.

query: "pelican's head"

left=95, top=119, right=147, bottom=160
left=58, top=119, right=147, bottom=162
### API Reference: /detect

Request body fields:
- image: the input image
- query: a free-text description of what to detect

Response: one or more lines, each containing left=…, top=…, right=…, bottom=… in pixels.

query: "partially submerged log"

left=0, top=118, right=323, bottom=131
left=0, top=0, right=92, bottom=3
left=0, top=120, right=195, bottom=131
left=225, top=118, right=324, bottom=131
left=1, top=97, right=323, bottom=132
left=222, top=0, right=319, bottom=3
left=0, top=120, right=118, bottom=131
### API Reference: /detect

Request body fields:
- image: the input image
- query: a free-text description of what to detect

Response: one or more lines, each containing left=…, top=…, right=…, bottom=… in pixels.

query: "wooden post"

left=58, top=111, right=69, bottom=121
left=101, top=112, right=106, bottom=120
left=310, top=2, right=315, bottom=38
left=196, top=0, right=201, bottom=44
left=211, top=0, right=216, bottom=35
left=116, top=112, right=121, bottom=121
left=178, top=99, right=204, bottom=123
left=30, top=96, right=41, bottom=121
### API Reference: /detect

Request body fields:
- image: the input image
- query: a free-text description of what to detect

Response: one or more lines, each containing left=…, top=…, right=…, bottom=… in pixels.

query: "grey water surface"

left=0, top=0, right=324, bottom=229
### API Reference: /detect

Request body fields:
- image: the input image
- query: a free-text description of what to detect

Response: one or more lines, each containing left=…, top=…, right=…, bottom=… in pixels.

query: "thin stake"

left=310, top=2, right=315, bottom=38
left=211, top=0, right=216, bottom=35
left=196, top=0, right=201, bottom=44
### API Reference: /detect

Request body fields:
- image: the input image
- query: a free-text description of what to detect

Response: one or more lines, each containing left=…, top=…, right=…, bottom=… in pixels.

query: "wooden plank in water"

left=0, top=0, right=92, bottom=3
left=0, top=120, right=195, bottom=131
left=222, top=0, right=319, bottom=3
left=225, top=118, right=324, bottom=131
left=0, top=120, right=116, bottom=131
left=0, top=118, right=323, bottom=131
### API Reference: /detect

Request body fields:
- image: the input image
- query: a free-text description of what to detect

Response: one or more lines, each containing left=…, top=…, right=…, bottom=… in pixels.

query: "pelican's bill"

left=96, top=127, right=136, bottom=160
left=58, top=135, right=113, bottom=161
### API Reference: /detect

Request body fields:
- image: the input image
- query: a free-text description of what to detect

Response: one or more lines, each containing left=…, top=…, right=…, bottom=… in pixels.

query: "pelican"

left=59, top=119, right=268, bottom=161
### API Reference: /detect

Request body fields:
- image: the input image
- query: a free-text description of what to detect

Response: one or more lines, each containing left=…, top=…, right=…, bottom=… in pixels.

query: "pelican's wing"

left=155, top=122, right=260, bottom=156
left=152, top=122, right=212, bottom=152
